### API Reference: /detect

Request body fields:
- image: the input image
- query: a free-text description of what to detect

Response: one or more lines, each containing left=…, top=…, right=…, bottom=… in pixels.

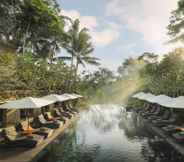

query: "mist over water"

left=40, top=105, right=184, bottom=162
left=75, top=105, right=146, bottom=162
left=91, top=75, right=143, bottom=105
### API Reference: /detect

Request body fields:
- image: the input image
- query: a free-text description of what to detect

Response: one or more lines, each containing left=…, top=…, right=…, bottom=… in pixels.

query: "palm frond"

left=83, top=56, right=101, bottom=66
left=55, top=56, right=72, bottom=60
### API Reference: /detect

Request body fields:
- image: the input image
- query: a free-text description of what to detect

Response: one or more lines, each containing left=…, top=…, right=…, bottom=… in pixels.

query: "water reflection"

left=39, top=105, right=184, bottom=162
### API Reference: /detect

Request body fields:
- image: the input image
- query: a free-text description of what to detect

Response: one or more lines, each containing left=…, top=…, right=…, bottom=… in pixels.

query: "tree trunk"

left=22, top=22, right=31, bottom=55
left=67, top=54, right=74, bottom=92
left=73, top=59, right=79, bottom=92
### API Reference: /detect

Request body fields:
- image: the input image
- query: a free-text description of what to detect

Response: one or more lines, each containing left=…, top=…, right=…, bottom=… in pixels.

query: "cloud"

left=106, top=0, right=178, bottom=47
left=61, top=10, right=98, bottom=30
left=92, top=29, right=120, bottom=46
left=61, top=9, right=120, bottom=47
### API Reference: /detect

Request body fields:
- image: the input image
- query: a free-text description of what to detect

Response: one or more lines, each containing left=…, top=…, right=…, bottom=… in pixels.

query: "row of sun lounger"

left=137, top=104, right=184, bottom=143
left=0, top=107, right=78, bottom=148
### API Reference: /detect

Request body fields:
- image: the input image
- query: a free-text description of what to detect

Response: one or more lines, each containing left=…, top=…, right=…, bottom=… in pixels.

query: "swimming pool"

left=38, top=105, right=184, bottom=162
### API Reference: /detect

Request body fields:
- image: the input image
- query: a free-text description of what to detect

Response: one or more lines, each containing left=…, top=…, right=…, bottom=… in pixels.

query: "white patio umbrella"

left=136, top=93, right=148, bottom=100
left=145, top=95, right=158, bottom=103
left=154, top=95, right=173, bottom=108
left=61, top=93, right=79, bottom=100
left=42, top=94, right=71, bottom=103
left=143, top=93, right=157, bottom=103
left=132, top=92, right=146, bottom=99
left=170, top=96, right=184, bottom=109
left=71, top=93, right=83, bottom=98
left=0, top=97, right=54, bottom=109
left=0, top=97, right=54, bottom=131
left=132, top=92, right=181, bottom=109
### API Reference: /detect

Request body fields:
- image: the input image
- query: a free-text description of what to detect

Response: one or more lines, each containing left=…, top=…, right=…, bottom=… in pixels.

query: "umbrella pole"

left=27, top=109, right=30, bottom=131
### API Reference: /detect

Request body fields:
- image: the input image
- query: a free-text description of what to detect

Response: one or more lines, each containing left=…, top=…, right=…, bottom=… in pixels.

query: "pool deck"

left=142, top=117, right=184, bottom=156
left=0, top=116, right=78, bottom=162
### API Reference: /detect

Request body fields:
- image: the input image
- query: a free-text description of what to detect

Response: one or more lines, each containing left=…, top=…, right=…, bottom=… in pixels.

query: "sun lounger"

left=146, top=108, right=164, bottom=120
left=162, top=123, right=184, bottom=134
left=63, top=106, right=75, bottom=115
left=162, top=125, right=177, bottom=132
left=34, top=115, right=60, bottom=129
left=143, top=106, right=160, bottom=118
left=141, top=105, right=155, bottom=116
left=70, top=107, right=78, bottom=113
left=141, top=108, right=154, bottom=116
left=138, top=103, right=149, bottom=112
left=0, top=127, right=38, bottom=148
left=152, top=110, right=171, bottom=124
left=154, top=114, right=178, bottom=127
left=44, top=112, right=58, bottom=121
left=44, top=112, right=65, bottom=125
left=53, top=109, right=66, bottom=123
left=134, top=107, right=141, bottom=113
left=172, top=132, right=184, bottom=141
left=67, top=104, right=79, bottom=113
left=54, top=109, right=65, bottom=118
left=155, top=118, right=177, bottom=127
left=59, top=108, right=72, bottom=119
left=16, top=122, right=53, bottom=139
left=14, top=125, right=44, bottom=143
left=54, top=108, right=62, bottom=116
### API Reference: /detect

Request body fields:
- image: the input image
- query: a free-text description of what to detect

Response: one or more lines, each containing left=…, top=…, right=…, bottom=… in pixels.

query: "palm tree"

left=61, top=19, right=100, bottom=91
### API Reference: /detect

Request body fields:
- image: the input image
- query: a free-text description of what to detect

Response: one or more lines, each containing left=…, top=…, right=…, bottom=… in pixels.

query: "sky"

left=58, top=0, right=182, bottom=72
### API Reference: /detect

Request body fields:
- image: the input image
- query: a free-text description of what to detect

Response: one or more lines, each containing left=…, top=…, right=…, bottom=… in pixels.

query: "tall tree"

left=61, top=19, right=100, bottom=91
left=140, top=48, right=184, bottom=96
left=168, top=0, right=184, bottom=42
left=0, top=0, right=65, bottom=58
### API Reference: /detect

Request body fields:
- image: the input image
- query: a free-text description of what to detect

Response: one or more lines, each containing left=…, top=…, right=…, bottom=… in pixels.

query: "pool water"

left=38, top=105, right=184, bottom=162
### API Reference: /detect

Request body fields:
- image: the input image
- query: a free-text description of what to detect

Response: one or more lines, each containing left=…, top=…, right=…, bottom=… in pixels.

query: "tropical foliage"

left=0, top=0, right=65, bottom=57
left=168, top=0, right=184, bottom=42
left=1, top=0, right=184, bottom=107
left=0, top=0, right=100, bottom=100
left=125, top=48, right=184, bottom=108
left=140, top=48, right=184, bottom=97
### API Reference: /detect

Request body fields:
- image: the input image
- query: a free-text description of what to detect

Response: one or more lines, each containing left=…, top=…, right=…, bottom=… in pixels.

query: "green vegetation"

left=0, top=0, right=100, bottom=101
left=168, top=0, right=184, bottom=43
left=87, top=52, right=158, bottom=104
left=1, top=0, right=184, bottom=107
left=86, top=0, right=184, bottom=105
